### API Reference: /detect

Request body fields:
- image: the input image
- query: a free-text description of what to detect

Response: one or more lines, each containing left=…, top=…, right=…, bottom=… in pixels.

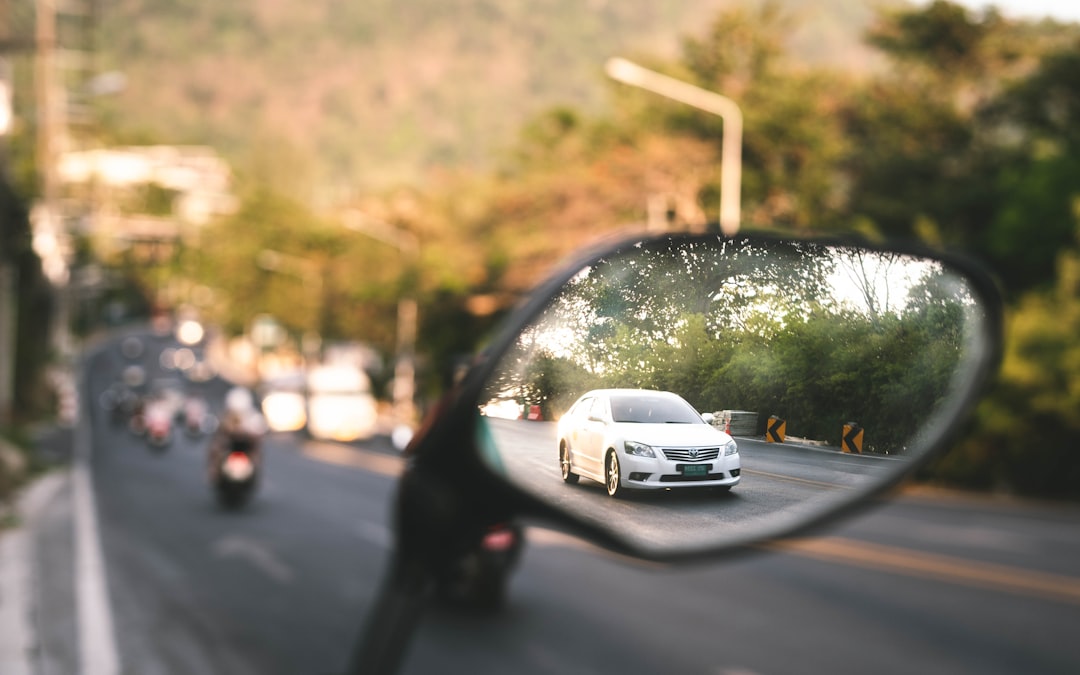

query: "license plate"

left=678, top=464, right=709, bottom=476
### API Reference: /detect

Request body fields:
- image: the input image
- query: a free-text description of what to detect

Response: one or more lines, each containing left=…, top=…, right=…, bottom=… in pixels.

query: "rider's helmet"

left=223, top=387, right=266, bottom=435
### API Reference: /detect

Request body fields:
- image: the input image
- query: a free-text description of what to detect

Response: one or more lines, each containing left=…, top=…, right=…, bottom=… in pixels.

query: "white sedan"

left=556, top=389, right=740, bottom=497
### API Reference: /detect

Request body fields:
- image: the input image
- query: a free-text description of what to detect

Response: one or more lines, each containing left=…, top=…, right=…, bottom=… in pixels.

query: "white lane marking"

left=74, top=390, right=121, bottom=675
left=353, top=521, right=391, bottom=549
left=212, top=535, right=295, bottom=584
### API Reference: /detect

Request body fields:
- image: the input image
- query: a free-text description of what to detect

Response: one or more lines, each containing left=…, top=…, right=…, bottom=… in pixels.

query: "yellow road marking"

left=301, top=441, right=404, bottom=477
left=742, top=469, right=844, bottom=490
left=301, top=442, right=1080, bottom=605
left=767, top=536, right=1080, bottom=605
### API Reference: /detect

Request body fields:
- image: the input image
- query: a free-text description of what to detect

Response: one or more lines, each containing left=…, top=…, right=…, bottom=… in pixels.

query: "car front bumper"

left=619, top=452, right=741, bottom=490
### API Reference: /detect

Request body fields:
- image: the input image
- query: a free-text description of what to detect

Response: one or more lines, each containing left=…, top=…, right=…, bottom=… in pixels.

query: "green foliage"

left=195, top=188, right=375, bottom=340
left=81, top=0, right=1080, bottom=497
left=867, top=0, right=993, bottom=75
left=928, top=235, right=1080, bottom=498
left=489, top=239, right=968, bottom=455
left=0, top=175, right=54, bottom=423
left=91, top=0, right=892, bottom=194
left=984, top=154, right=1080, bottom=294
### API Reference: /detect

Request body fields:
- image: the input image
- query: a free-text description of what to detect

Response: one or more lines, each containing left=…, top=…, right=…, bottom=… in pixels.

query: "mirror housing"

left=404, top=230, right=1003, bottom=563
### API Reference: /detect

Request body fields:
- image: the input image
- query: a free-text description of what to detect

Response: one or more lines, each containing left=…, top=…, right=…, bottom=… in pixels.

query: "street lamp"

left=605, top=57, right=743, bottom=236
left=342, top=211, right=419, bottom=430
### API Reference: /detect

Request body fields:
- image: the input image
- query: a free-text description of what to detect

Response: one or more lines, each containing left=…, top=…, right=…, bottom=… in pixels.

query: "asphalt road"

left=20, top=331, right=1080, bottom=674
left=486, top=417, right=902, bottom=550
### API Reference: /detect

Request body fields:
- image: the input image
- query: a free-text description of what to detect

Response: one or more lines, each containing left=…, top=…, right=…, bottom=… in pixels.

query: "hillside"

left=95, top=0, right=892, bottom=198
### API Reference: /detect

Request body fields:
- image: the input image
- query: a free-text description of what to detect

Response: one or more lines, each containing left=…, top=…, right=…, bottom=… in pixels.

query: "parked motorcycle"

left=344, top=230, right=1003, bottom=675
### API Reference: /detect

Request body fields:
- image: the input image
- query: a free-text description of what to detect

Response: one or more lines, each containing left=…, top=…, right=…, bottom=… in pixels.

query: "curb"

left=0, top=469, right=68, bottom=675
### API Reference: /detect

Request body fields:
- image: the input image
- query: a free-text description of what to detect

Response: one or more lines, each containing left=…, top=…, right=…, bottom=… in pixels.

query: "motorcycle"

left=344, top=230, right=1003, bottom=675
left=143, top=401, right=174, bottom=449
left=433, top=521, right=524, bottom=610
left=212, top=432, right=261, bottom=509
left=181, top=396, right=216, bottom=437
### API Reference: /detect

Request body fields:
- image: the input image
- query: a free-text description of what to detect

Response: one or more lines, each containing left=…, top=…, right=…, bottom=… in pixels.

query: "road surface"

left=12, top=329, right=1080, bottom=674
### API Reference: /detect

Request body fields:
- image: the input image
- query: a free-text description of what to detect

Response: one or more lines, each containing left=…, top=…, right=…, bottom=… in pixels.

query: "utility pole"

left=0, top=0, right=94, bottom=423
left=0, top=0, right=18, bottom=424
left=34, top=0, right=75, bottom=367
left=35, top=0, right=60, bottom=229
left=33, top=0, right=96, bottom=359
left=342, top=211, right=420, bottom=429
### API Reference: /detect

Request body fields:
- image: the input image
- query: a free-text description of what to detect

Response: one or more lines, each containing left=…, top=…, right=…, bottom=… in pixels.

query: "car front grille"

left=661, top=447, right=720, bottom=461
left=659, top=472, right=728, bottom=482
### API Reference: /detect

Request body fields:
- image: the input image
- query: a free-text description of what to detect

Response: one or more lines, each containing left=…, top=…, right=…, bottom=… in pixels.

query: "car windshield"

left=609, top=395, right=703, bottom=424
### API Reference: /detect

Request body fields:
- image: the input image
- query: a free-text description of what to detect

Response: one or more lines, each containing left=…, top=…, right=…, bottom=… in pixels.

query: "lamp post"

left=605, top=57, right=743, bottom=236
left=342, top=211, right=419, bottom=429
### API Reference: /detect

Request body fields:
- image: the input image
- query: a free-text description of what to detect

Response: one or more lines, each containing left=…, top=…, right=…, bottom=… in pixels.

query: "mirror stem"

left=344, top=557, right=432, bottom=675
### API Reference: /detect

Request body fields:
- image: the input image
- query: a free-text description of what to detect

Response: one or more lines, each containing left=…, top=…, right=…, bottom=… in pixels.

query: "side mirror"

left=349, top=230, right=1003, bottom=675
left=462, top=231, right=1002, bottom=560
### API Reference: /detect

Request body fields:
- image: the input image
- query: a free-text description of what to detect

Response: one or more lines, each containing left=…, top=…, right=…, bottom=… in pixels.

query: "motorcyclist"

left=207, top=386, right=267, bottom=484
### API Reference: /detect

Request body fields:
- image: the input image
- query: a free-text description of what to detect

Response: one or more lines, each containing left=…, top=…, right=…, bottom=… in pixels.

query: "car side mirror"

left=348, top=230, right=1003, bottom=675
left=460, top=231, right=1002, bottom=560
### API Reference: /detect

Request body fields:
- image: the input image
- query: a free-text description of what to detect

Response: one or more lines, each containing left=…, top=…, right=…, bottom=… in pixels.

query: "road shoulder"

left=0, top=469, right=69, bottom=675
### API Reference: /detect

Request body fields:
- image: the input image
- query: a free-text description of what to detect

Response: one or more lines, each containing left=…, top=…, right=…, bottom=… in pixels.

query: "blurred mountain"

left=96, top=0, right=893, bottom=198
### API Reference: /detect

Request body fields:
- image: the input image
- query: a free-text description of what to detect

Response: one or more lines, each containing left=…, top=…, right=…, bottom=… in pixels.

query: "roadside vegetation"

left=488, top=237, right=973, bottom=455
left=4, top=1, right=1079, bottom=498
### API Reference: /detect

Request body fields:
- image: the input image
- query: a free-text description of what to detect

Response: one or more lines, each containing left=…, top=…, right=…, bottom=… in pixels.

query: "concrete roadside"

left=0, top=425, right=74, bottom=675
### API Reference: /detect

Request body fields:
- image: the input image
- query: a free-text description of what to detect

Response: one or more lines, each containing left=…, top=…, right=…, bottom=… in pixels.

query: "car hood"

left=614, top=422, right=732, bottom=448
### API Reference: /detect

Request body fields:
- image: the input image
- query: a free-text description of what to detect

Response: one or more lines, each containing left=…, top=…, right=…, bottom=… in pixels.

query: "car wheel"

left=560, top=443, right=579, bottom=484
left=606, top=451, right=623, bottom=498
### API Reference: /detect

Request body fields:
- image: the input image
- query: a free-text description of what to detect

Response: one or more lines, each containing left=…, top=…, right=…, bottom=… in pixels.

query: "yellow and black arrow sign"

left=842, top=423, right=863, bottom=454
left=767, top=416, right=786, bottom=443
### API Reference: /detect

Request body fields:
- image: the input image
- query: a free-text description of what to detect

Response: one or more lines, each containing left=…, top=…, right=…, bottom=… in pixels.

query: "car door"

left=577, top=395, right=609, bottom=478
left=563, top=397, right=591, bottom=475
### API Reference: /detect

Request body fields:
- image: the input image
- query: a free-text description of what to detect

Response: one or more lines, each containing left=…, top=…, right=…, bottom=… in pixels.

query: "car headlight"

left=723, top=439, right=738, bottom=456
left=624, top=441, right=656, bottom=457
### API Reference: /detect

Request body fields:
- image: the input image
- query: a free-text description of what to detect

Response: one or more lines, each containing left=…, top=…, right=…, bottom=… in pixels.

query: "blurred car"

left=305, top=364, right=377, bottom=442
left=556, top=389, right=740, bottom=497
left=260, top=371, right=308, bottom=433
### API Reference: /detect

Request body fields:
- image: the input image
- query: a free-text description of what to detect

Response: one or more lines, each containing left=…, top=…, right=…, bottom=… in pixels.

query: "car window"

left=610, top=395, right=703, bottom=424
left=569, top=396, right=592, bottom=420
left=588, top=396, right=608, bottom=422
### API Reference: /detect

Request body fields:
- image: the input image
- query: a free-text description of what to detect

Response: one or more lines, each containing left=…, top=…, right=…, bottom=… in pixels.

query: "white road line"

left=74, top=382, right=120, bottom=675
left=354, top=521, right=391, bottom=549
left=212, top=535, right=295, bottom=584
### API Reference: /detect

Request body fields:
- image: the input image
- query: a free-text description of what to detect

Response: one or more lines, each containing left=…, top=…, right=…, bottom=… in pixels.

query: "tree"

left=976, top=45, right=1080, bottom=295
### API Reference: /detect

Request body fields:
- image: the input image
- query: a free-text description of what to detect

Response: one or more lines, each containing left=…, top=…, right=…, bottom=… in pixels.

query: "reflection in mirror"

left=478, top=235, right=992, bottom=554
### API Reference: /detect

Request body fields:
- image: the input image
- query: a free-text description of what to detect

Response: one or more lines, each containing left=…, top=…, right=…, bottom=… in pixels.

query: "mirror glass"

left=478, top=234, right=993, bottom=554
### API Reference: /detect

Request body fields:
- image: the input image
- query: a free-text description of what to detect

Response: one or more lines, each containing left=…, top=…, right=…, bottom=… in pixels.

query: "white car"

left=556, top=389, right=740, bottom=497
left=305, top=364, right=377, bottom=442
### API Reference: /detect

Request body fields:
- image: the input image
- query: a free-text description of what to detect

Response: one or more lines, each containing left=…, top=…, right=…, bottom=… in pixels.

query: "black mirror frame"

left=406, top=228, right=1004, bottom=564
